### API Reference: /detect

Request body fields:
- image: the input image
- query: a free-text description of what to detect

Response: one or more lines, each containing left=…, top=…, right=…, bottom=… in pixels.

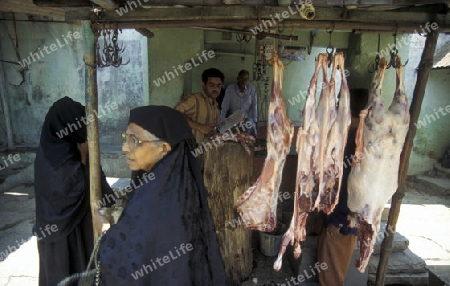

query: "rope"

left=57, top=231, right=108, bottom=286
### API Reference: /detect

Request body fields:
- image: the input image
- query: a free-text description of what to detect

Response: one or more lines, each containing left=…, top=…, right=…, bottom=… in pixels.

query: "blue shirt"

left=220, top=83, right=257, bottom=123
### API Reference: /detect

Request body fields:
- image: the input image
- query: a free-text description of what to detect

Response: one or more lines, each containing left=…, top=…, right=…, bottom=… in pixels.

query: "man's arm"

left=175, top=94, right=214, bottom=135
left=186, top=118, right=213, bottom=134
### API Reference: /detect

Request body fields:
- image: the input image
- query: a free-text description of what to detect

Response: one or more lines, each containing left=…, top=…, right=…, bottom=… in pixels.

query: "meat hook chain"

left=368, top=33, right=381, bottom=73
left=93, top=22, right=130, bottom=68
left=386, top=27, right=408, bottom=69
left=326, top=26, right=335, bottom=67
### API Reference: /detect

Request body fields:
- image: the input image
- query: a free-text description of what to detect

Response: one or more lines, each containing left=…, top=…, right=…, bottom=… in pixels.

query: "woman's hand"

left=77, top=142, right=89, bottom=165
left=93, top=207, right=112, bottom=234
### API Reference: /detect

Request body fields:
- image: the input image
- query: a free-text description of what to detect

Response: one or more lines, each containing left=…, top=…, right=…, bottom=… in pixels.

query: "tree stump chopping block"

left=203, top=140, right=254, bottom=285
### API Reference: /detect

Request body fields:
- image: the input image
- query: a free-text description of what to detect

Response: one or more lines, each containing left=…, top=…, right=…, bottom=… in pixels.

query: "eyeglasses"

left=121, top=133, right=162, bottom=150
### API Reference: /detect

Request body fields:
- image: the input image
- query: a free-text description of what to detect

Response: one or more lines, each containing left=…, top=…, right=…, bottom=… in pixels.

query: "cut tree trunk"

left=203, top=141, right=254, bottom=285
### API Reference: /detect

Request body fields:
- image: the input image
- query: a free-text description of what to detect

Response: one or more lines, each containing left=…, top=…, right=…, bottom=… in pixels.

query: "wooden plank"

left=374, top=29, right=439, bottom=286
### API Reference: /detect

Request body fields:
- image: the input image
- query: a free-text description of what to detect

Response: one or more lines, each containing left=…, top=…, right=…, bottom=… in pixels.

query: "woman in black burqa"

left=34, top=96, right=113, bottom=286
left=98, top=105, right=228, bottom=285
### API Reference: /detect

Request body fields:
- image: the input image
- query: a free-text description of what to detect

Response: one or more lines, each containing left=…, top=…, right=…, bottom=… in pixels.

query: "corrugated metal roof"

left=433, top=41, right=450, bottom=69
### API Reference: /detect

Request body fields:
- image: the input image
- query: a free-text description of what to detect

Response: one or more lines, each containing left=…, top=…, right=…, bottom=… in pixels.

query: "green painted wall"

left=409, top=69, right=450, bottom=174
left=148, top=28, right=204, bottom=107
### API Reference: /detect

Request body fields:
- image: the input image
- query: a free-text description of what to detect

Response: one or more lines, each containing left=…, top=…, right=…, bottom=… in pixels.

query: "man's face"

left=237, top=73, right=249, bottom=90
left=202, top=77, right=222, bottom=99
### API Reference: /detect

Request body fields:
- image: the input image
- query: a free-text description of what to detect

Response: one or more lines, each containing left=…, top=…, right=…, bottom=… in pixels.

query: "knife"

left=217, top=109, right=245, bottom=133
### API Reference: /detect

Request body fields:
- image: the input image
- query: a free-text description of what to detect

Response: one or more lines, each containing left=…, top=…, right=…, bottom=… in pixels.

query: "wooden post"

left=0, top=44, right=14, bottom=150
left=82, top=21, right=102, bottom=241
left=203, top=141, right=254, bottom=285
left=374, top=29, right=439, bottom=286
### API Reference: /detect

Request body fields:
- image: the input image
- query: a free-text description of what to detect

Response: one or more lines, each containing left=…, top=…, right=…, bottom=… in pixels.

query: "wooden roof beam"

left=91, top=0, right=119, bottom=9
left=66, top=6, right=450, bottom=30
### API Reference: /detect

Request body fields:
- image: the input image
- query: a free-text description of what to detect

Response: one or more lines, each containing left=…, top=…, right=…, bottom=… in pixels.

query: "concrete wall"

left=0, top=20, right=147, bottom=150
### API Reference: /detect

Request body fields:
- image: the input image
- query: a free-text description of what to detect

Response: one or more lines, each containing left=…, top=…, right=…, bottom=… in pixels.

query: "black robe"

left=98, top=106, right=228, bottom=285
left=34, top=97, right=113, bottom=286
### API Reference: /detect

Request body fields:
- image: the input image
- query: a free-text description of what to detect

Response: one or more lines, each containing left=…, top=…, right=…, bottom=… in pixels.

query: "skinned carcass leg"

left=273, top=54, right=325, bottom=271
left=347, top=57, right=410, bottom=273
left=237, top=52, right=294, bottom=232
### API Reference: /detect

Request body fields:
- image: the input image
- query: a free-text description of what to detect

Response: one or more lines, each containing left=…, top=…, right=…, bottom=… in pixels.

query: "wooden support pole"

left=374, top=29, right=439, bottom=286
left=0, top=45, right=14, bottom=150
left=82, top=21, right=102, bottom=241
left=203, top=141, right=254, bottom=284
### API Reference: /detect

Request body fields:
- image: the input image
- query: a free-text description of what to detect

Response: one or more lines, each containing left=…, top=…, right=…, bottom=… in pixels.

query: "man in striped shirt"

left=175, top=68, right=224, bottom=146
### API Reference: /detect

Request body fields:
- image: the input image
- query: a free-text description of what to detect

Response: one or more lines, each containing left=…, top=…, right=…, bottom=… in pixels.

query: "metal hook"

left=368, top=33, right=381, bottom=73
left=325, top=26, right=335, bottom=67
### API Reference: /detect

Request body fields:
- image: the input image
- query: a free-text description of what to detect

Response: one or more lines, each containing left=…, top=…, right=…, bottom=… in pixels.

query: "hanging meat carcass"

left=317, top=52, right=352, bottom=214
left=274, top=52, right=351, bottom=270
left=347, top=56, right=410, bottom=273
left=236, top=51, right=294, bottom=232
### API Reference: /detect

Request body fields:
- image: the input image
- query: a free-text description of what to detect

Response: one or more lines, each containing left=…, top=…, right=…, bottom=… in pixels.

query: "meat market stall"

left=1, top=0, right=449, bottom=284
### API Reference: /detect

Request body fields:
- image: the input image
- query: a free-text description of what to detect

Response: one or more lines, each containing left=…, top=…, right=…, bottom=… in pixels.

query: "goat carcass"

left=236, top=52, right=294, bottom=232
left=274, top=52, right=351, bottom=270
left=347, top=56, right=410, bottom=273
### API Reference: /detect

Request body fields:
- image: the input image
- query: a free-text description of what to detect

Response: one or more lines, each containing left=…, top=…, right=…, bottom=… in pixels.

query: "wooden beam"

left=91, top=0, right=119, bottom=9
left=89, top=19, right=450, bottom=33
left=0, top=0, right=65, bottom=18
left=66, top=6, right=450, bottom=30
left=33, top=0, right=91, bottom=7
left=82, top=21, right=103, bottom=242
left=107, top=0, right=449, bottom=6
left=374, top=29, right=439, bottom=286
left=135, top=28, right=154, bottom=38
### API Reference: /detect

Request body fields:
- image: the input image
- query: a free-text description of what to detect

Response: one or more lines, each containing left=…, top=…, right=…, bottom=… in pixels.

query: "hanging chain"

left=387, top=26, right=408, bottom=69
left=368, top=34, right=381, bottom=73
left=94, top=23, right=130, bottom=68
left=326, top=27, right=335, bottom=67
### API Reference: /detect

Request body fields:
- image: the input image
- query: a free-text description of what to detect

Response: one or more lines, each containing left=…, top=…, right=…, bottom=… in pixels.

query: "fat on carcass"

left=347, top=56, right=410, bottom=273
left=274, top=52, right=351, bottom=270
left=236, top=52, right=294, bottom=232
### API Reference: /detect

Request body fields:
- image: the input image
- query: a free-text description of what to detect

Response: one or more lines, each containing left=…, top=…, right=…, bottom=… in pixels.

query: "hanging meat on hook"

left=347, top=56, right=410, bottom=273
left=274, top=52, right=351, bottom=270
left=236, top=51, right=294, bottom=232
left=317, top=52, right=351, bottom=214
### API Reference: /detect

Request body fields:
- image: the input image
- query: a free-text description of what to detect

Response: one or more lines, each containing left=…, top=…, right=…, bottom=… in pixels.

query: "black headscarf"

left=34, top=97, right=89, bottom=241
left=39, top=96, right=87, bottom=168
left=98, top=106, right=228, bottom=285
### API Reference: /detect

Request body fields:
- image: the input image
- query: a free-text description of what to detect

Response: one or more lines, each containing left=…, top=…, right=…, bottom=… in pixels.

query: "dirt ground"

left=0, top=181, right=449, bottom=285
